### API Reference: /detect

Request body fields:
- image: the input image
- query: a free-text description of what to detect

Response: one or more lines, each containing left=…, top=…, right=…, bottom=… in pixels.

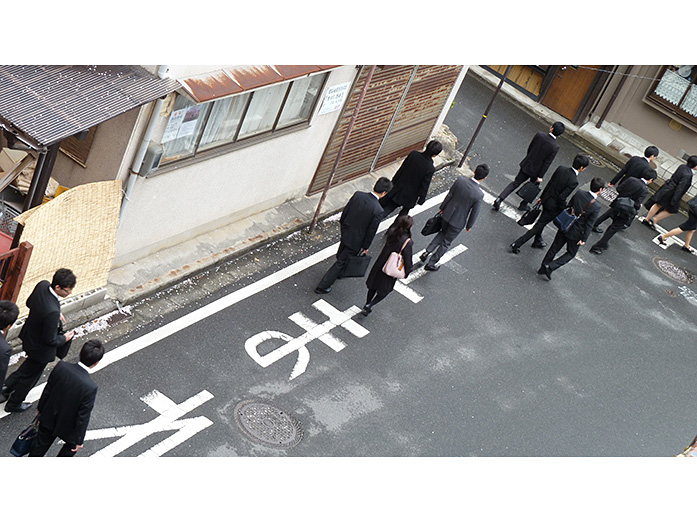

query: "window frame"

left=158, top=72, right=329, bottom=168
left=645, top=65, right=697, bottom=128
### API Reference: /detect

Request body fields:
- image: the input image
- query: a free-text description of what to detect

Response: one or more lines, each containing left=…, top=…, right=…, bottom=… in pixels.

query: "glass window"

left=159, top=72, right=328, bottom=165
left=238, top=83, right=289, bottom=139
left=198, top=93, right=250, bottom=151
left=277, top=74, right=325, bottom=129
left=649, top=65, right=697, bottom=123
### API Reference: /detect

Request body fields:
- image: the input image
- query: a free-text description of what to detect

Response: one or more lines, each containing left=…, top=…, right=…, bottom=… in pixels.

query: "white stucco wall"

left=114, top=65, right=357, bottom=267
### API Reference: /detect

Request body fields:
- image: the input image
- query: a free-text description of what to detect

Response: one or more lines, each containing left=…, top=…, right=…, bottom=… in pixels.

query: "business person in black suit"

left=538, top=177, right=605, bottom=280
left=380, top=140, right=442, bottom=219
left=0, top=300, right=19, bottom=395
left=421, top=164, right=489, bottom=271
left=29, top=340, right=104, bottom=457
left=315, top=177, right=393, bottom=294
left=608, top=145, right=659, bottom=187
left=493, top=121, right=565, bottom=211
left=511, top=154, right=588, bottom=253
left=589, top=170, right=656, bottom=254
left=2, top=269, right=76, bottom=412
left=644, top=155, right=697, bottom=229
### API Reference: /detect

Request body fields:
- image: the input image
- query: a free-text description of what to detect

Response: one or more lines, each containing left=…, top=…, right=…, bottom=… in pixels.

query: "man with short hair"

left=590, top=170, right=656, bottom=255
left=29, top=340, right=104, bottom=457
left=2, top=269, right=76, bottom=412
left=0, top=300, right=19, bottom=394
left=420, top=164, right=489, bottom=271
left=511, top=154, right=588, bottom=253
left=538, top=177, right=605, bottom=280
left=380, top=140, right=443, bottom=219
left=608, top=145, right=659, bottom=187
left=315, top=177, right=393, bottom=294
left=493, top=122, right=565, bottom=211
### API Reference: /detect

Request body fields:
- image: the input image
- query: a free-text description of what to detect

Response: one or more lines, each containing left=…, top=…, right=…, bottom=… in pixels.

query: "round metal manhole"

left=653, top=257, right=695, bottom=284
left=585, top=154, right=603, bottom=167
left=234, top=400, right=303, bottom=449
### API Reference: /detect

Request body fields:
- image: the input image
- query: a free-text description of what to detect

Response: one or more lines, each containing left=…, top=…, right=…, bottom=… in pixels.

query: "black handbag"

left=10, top=414, right=39, bottom=457
left=517, top=201, right=542, bottom=226
left=421, top=211, right=442, bottom=236
left=56, top=325, right=72, bottom=360
left=339, top=254, right=372, bottom=278
left=554, top=198, right=596, bottom=233
left=614, top=196, right=636, bottom=217
left=516, top=181, right=541, bottom=203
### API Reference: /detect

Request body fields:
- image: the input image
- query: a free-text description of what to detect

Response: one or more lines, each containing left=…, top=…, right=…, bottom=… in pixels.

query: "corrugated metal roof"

left=180, top=65, right=339, bottom=103
left=0, top=65, right=181, bottom=147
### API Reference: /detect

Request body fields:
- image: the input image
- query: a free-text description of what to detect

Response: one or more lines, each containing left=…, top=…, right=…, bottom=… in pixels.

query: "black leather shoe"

left=4, top=402, right=31, bottom=413
left=531, top=240, right=546, bottom=249
left=537, top=264, right=552, bottom=280
left=424, top=264, right=439, bottom=272
left=643, top=218, right=655, bottom=229
left=419, top=251, right=430, bottom=263
left=658, top=236, right=666, bottom=246
left=510, top=243, right=520, bottom=254
left=592, top=226, right=603, bottom=233
left=518, top=202, right=530, bottom=211
left=314, top=287, right=331, bottom=294
left=492, top=198, right=501, bottom=211
left=361, top=305, right=372, bottom=317
left=590, top=247, right=603, bottom=255
left=682, top=245, right=694, bottom=253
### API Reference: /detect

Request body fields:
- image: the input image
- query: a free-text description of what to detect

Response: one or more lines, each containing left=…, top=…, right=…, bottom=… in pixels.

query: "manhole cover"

left=666, top=289, right=679, bottom=297
left=586, top=154, right=603, bottom=167
left=234, top=400, right=303, bottom=449
left=653, top=257, right=695, bottom=284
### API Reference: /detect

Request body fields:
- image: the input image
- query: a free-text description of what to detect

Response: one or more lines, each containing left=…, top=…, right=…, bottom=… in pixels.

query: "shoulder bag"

left=382, top=238, right=411, bottom=279
left=10, top=413, right=39, bottom=457
left=554, top=197, right=596, bottom=233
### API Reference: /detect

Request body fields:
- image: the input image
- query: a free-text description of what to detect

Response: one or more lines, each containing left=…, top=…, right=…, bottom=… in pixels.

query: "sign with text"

left=318, top=82, right=351, bottom=115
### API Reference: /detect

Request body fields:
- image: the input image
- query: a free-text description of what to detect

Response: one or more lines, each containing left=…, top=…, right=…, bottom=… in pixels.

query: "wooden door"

left=541, top=65, right=600, bottom=121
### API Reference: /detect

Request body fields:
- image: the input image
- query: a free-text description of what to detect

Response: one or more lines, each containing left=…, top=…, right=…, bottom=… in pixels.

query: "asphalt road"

left=2, top=71, right=696, bottom=458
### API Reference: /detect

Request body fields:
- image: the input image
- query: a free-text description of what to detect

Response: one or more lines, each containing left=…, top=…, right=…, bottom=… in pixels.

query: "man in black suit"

left=315, top=177, right=393, bottom=294
left=2, top=269, right=76, bottom=412
left=589, top=170, right=656, bottom=255
left=29, top=339, right=104, bottom=457
left=493, top=121, right=565, bottom=211
left=380, top=140, right=442, bottom=218
left=0, top=300, right=19, bottom=393
left=421, top=164, right=489, bottom=271
left=538, top=177, right=605, bottom=280
left=608, top=145, right=659, bottom=187
left=511, top=154, right=588, bottom=253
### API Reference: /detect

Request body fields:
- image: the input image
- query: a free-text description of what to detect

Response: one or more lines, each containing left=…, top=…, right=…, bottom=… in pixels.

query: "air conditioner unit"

left=141, top=142, right=164, bottom=176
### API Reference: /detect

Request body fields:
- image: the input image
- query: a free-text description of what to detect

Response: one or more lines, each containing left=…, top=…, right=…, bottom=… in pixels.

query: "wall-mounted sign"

left=318, top=82, right=351, bottom=115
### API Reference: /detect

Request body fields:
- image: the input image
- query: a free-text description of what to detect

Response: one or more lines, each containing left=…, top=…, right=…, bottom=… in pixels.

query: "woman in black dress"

left=362, top=215, right=414, bottom=316
left=658, top=195, right=697, bottom=253
left=644, top=156, right=697, bottom=229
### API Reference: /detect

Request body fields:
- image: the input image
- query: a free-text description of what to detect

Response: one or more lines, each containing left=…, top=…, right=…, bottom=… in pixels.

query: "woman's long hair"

left=386, top=214, right=414, bottom=243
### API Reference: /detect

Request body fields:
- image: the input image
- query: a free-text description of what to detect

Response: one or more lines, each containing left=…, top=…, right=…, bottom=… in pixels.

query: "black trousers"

left=497, top=170, right=531, bottom=202
left=591, top=211, right=630, bottom=250
left=3, top=357, right=47, bottom=408
left=380, top=196, right=413, bottom=219
left=316, top=243, right=359, bottom=290
left=513, top=208, right=557, bottom=247
left=542, top=229, right=581, bottom=272
left=29, top=423, right=77, bottom=457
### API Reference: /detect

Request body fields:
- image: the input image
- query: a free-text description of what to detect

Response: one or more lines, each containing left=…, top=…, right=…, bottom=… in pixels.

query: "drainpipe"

left=308, top=65, right=377, bottom=234
left=595, top=65, right=632, bottom=129
left=120, top=64, right=170, bottom=220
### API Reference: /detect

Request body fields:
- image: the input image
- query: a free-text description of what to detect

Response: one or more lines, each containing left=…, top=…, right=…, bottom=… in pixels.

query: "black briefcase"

left=517, top=201, right=542, bottom=226
left=56, top=325, right=71, bottom=360
left=516, top=181, right=541, bottom=203
left=339, top=254, right=372, bottom=278
left=421, top=212, right=442, bottom=236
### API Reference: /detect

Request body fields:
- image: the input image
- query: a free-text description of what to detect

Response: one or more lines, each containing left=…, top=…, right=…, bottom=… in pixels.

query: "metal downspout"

left=595, top=65, right=632, bottom=129
left=120, top=64, right=170, bottom=221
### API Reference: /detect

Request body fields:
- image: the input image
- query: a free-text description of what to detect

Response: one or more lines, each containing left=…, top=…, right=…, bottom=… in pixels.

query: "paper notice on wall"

left=162, top=105, right=202, bottom=142
left=318, top=82, right=351, bottom=115
left=162, top=108, right=186, bottom=142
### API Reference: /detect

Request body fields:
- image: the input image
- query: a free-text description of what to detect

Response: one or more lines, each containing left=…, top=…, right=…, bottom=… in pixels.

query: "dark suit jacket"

left=0, top=335, right=11, bottom=389
left=18, top=280, right=66, bottom=365
left=613, top=176, right=649, bottom=211
left=519, top=131, right=560, bottom=180
left=609, top=156, right=651, bottom=186
left=339, top=191, right=384, bottom=252
left=440, top=176, right=484, bottom=231
left=37, top=360, right=98, bottom=445
left=385, top=150, right=436, bottom=208
left=651, top=163, right=694, bottom=214
left=540, top=165, right=578, bottom=215
left=566, top=190, right=601, bottom=243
